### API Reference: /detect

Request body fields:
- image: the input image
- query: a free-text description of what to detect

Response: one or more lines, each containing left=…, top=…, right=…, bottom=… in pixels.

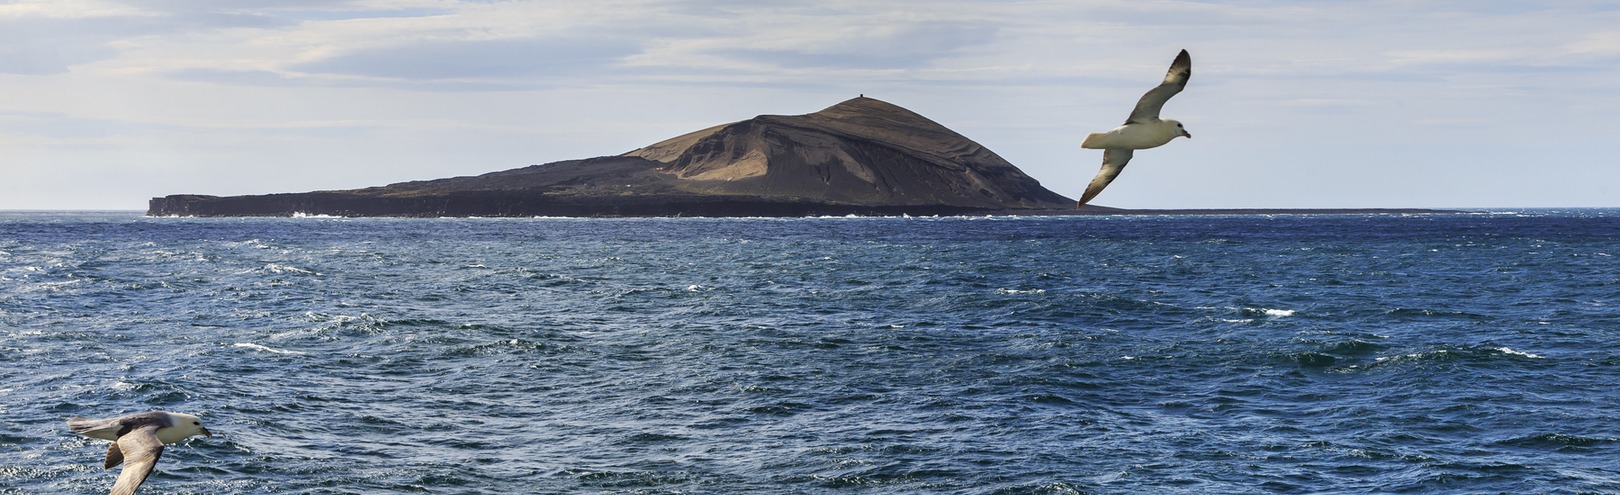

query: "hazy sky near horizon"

left=3, top=0, right=1618, bottom=210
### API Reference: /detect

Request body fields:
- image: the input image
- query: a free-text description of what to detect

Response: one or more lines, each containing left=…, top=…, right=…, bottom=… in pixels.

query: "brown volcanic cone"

left=627, top=97, right=1069, bottom=209
left=148, top=97, right=1073, bottom=217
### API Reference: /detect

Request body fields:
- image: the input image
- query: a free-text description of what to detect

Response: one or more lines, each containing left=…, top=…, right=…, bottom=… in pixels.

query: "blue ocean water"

left=2, top=210, right=1617, bottom=494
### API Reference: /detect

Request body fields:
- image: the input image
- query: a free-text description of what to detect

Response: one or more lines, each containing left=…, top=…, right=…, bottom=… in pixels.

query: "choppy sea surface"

left=2, top=210, right=1618, bottom=494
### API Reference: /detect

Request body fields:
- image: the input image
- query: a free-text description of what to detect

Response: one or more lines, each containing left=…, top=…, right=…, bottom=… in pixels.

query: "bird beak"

left=1182, top=131, right=1192, bottom=138
left=201, top=427, right=214, bottom=438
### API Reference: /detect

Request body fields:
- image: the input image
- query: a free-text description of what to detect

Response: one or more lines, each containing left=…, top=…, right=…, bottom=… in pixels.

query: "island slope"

left=148, top=97, right=1078, bottom=217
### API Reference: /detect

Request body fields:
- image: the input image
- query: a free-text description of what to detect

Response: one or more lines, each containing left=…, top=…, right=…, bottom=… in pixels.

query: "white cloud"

left=3, top=0, right=1620, bottom=209
left=291, top=37, right=644, bottom=81
left=0, top=0, right=154, bottom=19
left=1565, top=30, right=1620, bottom=56
left=1385, top=48, right=1525, bottom=67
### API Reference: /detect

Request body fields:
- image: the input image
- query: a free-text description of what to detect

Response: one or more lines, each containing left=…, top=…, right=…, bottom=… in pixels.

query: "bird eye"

left=193, top=421, right=200, bottom=425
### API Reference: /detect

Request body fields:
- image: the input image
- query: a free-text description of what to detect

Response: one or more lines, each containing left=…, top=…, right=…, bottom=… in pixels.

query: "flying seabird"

left=68, top=411, right=213, bottom=495
left=1076, top=49, right=1193, bottom=208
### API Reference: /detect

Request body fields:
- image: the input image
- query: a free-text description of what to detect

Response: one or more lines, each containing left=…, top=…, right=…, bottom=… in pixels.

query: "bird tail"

left=67, top=417, right=98, bottom=434
left=1080, top=133, right=1106, bottom=149
left=67, top=417, right=117, bottom=438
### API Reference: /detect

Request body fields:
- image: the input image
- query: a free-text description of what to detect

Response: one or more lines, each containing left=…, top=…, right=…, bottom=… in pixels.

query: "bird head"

left=168, top=412, right=214, bottom=439
left=1166, top=119, right=1191, bottom=139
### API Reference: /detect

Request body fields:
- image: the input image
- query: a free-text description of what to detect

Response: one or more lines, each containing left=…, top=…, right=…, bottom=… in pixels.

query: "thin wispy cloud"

left=2, top=1, right=1617, bottom=209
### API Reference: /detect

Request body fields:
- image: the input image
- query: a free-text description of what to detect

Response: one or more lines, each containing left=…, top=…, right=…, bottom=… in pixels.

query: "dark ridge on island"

left=149, top=97, right=1081, bottom=218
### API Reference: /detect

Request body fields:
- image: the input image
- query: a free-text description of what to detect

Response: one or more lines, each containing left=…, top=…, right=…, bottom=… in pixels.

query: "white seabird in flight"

left=68, top=411, right=213, bottom=495
left=1077, top=49, right=1193, bottom=208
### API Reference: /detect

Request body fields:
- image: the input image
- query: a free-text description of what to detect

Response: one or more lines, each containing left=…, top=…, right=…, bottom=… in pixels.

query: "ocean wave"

left=1493, top=347, right=1544, bottom=359
left=233, top=342, right=307, bottom=355
left=260, top=263, right=318, bottom=275
left=1496, top=433, right=1619, bottom=449
left=9, top=211, right=1620, bottom=494
left=1358, top=345, right=1546, bottom=370
left=1384, top=307, right=1494, bottom=321
left=994, top=288, right=1046, bottom=295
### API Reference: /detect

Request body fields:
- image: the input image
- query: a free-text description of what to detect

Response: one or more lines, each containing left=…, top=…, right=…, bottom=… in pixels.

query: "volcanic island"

left=148, top=97, right=1088, bottom=217
left=148, top=97, right=1445, bottom=217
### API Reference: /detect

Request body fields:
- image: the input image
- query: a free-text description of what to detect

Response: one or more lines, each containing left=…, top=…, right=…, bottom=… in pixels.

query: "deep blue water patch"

left=2, top=210, right=1618, bottom=494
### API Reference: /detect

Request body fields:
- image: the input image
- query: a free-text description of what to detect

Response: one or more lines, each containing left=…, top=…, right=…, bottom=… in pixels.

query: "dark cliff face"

left=148, top=97, right=1074, bottom=217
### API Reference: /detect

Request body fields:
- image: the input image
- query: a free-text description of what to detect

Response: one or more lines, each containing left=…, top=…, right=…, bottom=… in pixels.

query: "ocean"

left=2, top=210, right=1617, bottom=494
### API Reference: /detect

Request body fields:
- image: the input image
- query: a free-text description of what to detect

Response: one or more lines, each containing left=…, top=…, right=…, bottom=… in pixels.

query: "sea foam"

left=234, top=342, right=308, bottom=355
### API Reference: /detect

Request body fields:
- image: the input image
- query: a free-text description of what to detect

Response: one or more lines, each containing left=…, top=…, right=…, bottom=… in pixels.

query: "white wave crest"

left=234, top=342, right=307, bottom=355
left=1496, top=347, right=1543, bottom=359
left=263, top=263, right=318, bottom=275
left=1239, top=307, right=1296, bottom=317
left=996, top=288, right=1047, bottom=295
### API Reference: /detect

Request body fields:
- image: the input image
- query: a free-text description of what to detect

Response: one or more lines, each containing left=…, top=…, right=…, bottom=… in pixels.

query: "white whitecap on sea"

left=995, top=288, right=1047, bottom=295
left=234, top=342, right=308, bottom=355
left=262, top=263, right=318, bottom=275
left=1375, top=352, right=1430, bottom=363
left=1496, top=347, right=1543, bottom=359
left=1239, top=307, right=1296, bottom=317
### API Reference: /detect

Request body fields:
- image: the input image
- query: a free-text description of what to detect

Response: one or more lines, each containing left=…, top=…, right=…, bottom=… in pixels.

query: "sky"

left=2, top=0, right=1618, bottom=210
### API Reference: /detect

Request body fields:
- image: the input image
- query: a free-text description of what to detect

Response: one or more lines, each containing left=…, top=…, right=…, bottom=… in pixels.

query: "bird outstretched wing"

left=1125, top=49, right=1191, bottom=124
left=1078, top=148, right=1134, bottom=207
left=109, top=426, right=164, bottom=495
